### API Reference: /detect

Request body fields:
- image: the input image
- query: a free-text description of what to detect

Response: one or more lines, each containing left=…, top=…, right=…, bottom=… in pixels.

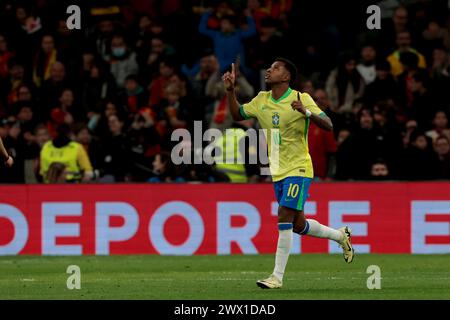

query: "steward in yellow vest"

left=40, top=124, right=93, bottom=183
left=213, top=127, right=248, bottom=183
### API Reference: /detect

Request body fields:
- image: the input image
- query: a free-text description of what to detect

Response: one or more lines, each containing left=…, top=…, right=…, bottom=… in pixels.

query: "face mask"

left=112, top=47, right=126, bottom=57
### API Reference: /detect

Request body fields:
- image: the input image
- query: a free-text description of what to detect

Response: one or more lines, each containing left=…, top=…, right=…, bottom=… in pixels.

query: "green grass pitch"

left=0, top=254, right=449, bottom=299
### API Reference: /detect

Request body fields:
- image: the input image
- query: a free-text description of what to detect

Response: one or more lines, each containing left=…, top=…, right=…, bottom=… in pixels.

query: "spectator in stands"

left=190, top=51, right=219, bottom=87
left=356, top=44, right=377, bottom=85
left=142, top=36, right=176, bottom=83
left=426, top=110, right=450, bottom=142
left=27, top=124, right=50, bottom=181
left=81, top=61, right=117, bottom=114
left=16, top=84, right=34, bottom=104
left=342, top=108, right=388, bottom=180
left=198, top=9, right=256, bottom=73
left=369, top=158, right=391, bottom=181
left=12, top=4, right=43, bottom=60
left=39, top=61, right=70, bottom=119
left=430, top=47, right=450, bottom=109
left=326, top=53, right=365, bottom=113
left=120, top=74, right=148, bottom=115
left=434, top=135, right=450, bottom=179
left=247, top=17, right=286, bottom=89
left=32, top=34, right=58, bottom=87
left=108, top=34, right=139, bottom=89
left=334, top=127, right=352, bottom=180
left=0, top=34, right=14, bottom=80
left=160, top=83, right=189, bottom=131
left=127, top=109, right=161, bottom=181
left=308, top=106, right=337, bottom=180
left=421, top=21, right=450, bottom=61
left=148, top=58, right=176, bottom=108
left=401, top=130, right=440, bottom=180
left=91, top=100, right=124, bottom=138
left=148, top=151, right=185, bottom=183
left=403, top=119, right=418, bottom=148
left=205, top=62, right=254, bottom=130
left=379, top=6, right=410, bottom=54
left=92, top=18, right=116, bottom=61
left=99, top=114, right=130, bottom=182
left=246, top=0, right=269, bottom=32
left=430, top=46, right=449, bottom=79
left=63, top=87, right=86, bottom=122
left=134, top=14, right=153, bottom=51
left=0, top=58, right=27, bottom=115
left=387, top=31, right=426, bottom=78
left=364, top=60, right=399, bottom=107
left=372, top=102, right=404, bottom=178
left=14, top=102, right=37, bottom=143
left=396, top=51, right=422, bottom=111
left=74, top=124, right=102, bottom=173
left=409, top=71, right=436, bottom=129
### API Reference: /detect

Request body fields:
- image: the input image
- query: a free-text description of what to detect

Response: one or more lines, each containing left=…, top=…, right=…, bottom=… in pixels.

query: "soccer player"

left=222, top=58, right=354, bottom=289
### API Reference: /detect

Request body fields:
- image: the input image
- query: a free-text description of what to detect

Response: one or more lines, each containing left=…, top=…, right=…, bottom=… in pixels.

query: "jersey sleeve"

left=300, top=92, right=326, bottom=116
left=239, top=92, right=263, bottom=119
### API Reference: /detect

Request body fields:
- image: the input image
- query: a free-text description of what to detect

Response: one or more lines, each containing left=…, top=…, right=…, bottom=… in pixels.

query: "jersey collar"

left=270, top=87, right=292, bottom=103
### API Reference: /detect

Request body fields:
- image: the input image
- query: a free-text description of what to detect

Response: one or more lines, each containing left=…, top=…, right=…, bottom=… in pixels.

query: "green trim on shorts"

left=296, top=179, right=306, bottom=211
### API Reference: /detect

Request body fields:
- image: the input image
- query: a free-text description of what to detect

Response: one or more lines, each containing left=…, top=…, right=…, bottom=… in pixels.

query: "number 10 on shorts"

left=287, top=183, right=299, bottom=198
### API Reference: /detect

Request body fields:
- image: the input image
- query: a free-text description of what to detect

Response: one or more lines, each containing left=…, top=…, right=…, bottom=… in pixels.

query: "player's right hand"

left=222, top=63, right=236, bottom=91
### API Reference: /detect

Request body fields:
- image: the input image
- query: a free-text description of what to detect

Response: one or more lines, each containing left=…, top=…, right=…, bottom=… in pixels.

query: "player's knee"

left=293, top=219, right=306, bottom=234
left=278, top=207, right=295, bottom=223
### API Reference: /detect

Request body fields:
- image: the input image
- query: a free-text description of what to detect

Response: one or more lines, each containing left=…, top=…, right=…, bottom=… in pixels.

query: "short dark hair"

left=274, top=57, right=298, bottom=86
left=399, top=51, right=418, bottom=68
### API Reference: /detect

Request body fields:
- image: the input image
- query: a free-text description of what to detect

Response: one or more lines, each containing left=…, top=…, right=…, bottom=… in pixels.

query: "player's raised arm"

left=223, top=63, right=244, bottom=121
left=291, top=92, right=333, bottom=131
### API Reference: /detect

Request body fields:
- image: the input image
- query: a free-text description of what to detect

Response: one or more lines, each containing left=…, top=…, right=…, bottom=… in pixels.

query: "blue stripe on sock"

left=278, top=223, right=293, bottom=230
left=300, top=220, right=310, bottom=235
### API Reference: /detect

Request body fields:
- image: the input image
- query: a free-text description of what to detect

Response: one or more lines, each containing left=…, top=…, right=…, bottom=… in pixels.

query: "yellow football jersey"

left=239, top=87, right=324, bottom=181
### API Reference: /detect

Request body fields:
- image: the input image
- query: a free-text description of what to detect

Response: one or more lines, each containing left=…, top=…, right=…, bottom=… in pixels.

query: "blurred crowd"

left=0, top=0, right=449, bottom=183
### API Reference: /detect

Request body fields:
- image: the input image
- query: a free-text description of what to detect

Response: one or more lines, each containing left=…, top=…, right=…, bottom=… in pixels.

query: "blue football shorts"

left=273, top=176, right=312, bottom=211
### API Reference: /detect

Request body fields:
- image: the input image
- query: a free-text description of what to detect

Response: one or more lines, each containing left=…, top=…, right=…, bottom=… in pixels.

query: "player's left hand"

left=291, top=94, right=307, bottom=114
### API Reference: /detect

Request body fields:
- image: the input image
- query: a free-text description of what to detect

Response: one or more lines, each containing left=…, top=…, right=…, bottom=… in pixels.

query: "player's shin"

left=300, top=219, right=343, bottom=242
left=273, top=223, right=293, bottom=281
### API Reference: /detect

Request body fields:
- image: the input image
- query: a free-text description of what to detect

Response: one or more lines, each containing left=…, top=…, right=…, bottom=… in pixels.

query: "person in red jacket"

left=308, top=118, right=337, bottom=180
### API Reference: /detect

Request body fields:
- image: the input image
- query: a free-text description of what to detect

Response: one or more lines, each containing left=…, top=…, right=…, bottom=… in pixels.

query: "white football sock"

left=272, top=223, right=293, bottom=281
left=301, top=219, right=343, bottom=242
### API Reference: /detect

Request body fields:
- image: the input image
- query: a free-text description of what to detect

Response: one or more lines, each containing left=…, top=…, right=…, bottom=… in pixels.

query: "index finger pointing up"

left=231, top=63, right=235, bottom=76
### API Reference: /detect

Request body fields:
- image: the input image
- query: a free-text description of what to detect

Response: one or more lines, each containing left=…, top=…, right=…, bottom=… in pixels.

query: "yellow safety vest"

left=40, top=141, right=83, bottom=182
left=213, top=128, right=248, bottom=183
